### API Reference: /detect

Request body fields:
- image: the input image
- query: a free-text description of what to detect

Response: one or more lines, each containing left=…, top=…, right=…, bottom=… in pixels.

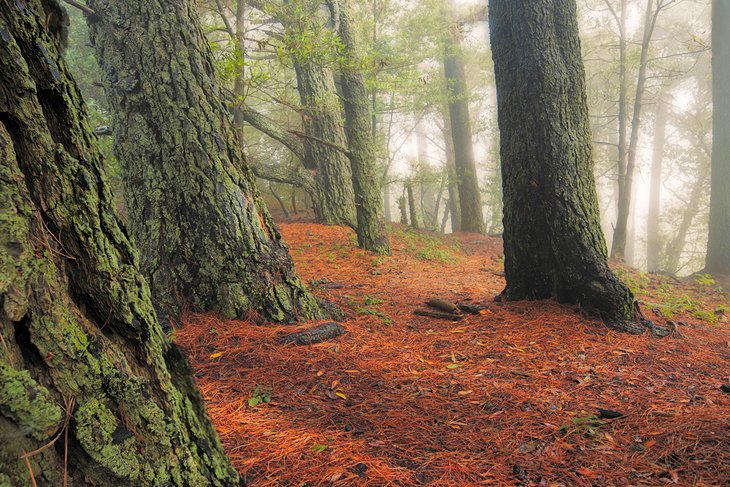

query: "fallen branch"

left=276, top=322, right=346, bottom=346
left=457, top=303, right=489, bottom=315
left=414, top=309, right=463, bottom=321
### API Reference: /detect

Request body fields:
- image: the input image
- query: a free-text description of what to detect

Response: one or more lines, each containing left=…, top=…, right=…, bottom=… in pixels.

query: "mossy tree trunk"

left=706, top=0, right=730, bottom=275
left=489, top=0, right=642, bottom=333
left=334, top=0, right=390, bottom=254
left=86, top=0, right=323, bottom=324
left=292, top=60, right=357, bottom=228
left=443, top=23, right=485, bottom=235
left=0, top=1, right=238, bottom=484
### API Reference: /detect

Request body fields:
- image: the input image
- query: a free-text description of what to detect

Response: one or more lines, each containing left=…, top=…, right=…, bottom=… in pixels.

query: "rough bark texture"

left=86, top=0, right=323, bottom=324
left=706, top=0, right=730, bottom=275
left=489, top=0, right=641, bottom=332
left=335, top=0, right=390, bottom=254
left=293, top=60, right=357, bottom=227
left=443, top=23, right=485, bottom=235
left=0, top=1, right=238, bottom=484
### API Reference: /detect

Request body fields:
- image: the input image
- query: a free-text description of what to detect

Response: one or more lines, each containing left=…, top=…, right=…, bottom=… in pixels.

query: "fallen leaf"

left=209, top=352, right=222, bottom=359
left=458, top=390, right=473, bottom=396
left=447, top=363, right=462, bottom=369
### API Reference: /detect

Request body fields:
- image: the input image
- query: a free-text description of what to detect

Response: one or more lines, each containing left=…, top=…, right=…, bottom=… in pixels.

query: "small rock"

left=598, top=408, right=625, bottom=419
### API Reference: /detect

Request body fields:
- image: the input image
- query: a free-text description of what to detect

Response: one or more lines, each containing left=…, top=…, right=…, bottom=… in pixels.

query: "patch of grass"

left=393, top=227, right=463, bottom=264
left=558, top=414, right=605, bottom=440
left=356, top=307, right=393, bottom=325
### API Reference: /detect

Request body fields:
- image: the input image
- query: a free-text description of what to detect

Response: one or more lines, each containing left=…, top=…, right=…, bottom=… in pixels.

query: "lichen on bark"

left=0, top=1, right=239, bottom=484
left=86, top=0, right=324, bottom=324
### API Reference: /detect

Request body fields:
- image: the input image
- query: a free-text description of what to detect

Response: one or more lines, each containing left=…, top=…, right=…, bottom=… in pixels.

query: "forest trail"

left=176, top=222, right=730, bottom=486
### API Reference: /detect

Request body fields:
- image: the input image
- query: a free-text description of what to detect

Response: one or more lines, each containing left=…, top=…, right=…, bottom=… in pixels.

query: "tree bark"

left=86, top=0, right=323, bottom=324
left=489, top=0, right=641, bottom=332
left=335, top=0, right=390, bottom=254
left=0, top=2, right=238, bottom=484
left=443, top=22, right=485, bottom=234
left=293, top=60, right=357, bottom=227
left=706, top=0, right=730, bottom=274
left=442, top=110, right=461, bottom=232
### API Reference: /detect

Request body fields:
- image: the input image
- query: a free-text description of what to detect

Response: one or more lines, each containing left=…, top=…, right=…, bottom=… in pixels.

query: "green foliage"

left=394, top=227, right=462, bottom=263
left=247, top=385, right=272, bottom=407
left=558, top=414, right=605, bottom=440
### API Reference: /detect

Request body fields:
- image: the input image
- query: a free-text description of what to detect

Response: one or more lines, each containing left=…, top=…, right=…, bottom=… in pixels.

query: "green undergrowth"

left=615, top=268, right=729, bottom=326
left=391, top=226, right=464, bottom=264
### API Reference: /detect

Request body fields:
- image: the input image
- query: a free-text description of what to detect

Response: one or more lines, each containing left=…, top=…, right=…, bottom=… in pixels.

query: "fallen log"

left=425, top=298, right=460, bottom=314
left=414, top=309, right=463, bottom=321
left=276, top=322, right=347, bottom=346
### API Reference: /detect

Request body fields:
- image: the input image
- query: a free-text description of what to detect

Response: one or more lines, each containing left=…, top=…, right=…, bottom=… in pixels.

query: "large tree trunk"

left=293, top=60, right=357, bottom=227
left=706, top=0, right=730, bottom=275
left=443, top=22, right=485, bottom=234
left=0, top=2, right=238, bottom=484
left=489, top=0, right=641, bottom=332
left=647, top=93, right=668, bottom=273
left=86, top=0, right=323, bottom=324
left=335, top=0, right=390, bottom=254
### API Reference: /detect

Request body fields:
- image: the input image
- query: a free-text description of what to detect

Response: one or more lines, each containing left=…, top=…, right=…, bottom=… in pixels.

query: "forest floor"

left=176, top=221, right=730, bottom=486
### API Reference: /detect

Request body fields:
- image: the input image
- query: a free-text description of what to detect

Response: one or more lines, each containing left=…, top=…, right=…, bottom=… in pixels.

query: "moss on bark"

left=0, top=1, right=239, bottom=483
left=86, top=0, right=324, bottom=324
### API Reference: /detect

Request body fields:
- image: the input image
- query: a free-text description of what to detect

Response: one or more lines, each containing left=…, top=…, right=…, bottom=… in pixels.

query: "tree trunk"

left=443, top=23, right=485, bottom=234
left=293, top=60, right=357, bottom=227
left=666, top=165, right=711, bottom=274
left=611, top=0, right=661, bottom=260
left=489, top=0, right=641, bottom=332
left=407, top=183, right=421, bottom=230
left=335, top=0, right=390, bottom=254
left=0, top=2, right=238, bottom=484
left=86, top=0, right=323, bottom=324
left=647, top=94, right=668, bottom=273
left=706, top=0, right=730, bottom=274
left=442, top=108, right=461, bottom=232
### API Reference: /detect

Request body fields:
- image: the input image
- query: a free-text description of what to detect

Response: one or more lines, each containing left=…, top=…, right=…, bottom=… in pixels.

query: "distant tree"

left=86, top=0, right=324, bottom=324
left=706, top=0, right=730, bottom=274
left=443, top=19, right=486, bottom=234
left=333, top=0, right=390, bottom=254
left=0, top=1, right=238, bottom=484
left=489, top=0, right=643, bottom=332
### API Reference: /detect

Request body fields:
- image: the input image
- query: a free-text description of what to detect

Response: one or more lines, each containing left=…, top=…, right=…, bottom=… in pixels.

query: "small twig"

left=21, top=450, right=38, bottom=487
left=288, top=130, right=351, bottom=156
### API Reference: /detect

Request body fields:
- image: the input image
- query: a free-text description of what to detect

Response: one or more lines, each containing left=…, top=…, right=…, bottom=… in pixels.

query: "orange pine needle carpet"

left=175, top=222, right=730, bottom=486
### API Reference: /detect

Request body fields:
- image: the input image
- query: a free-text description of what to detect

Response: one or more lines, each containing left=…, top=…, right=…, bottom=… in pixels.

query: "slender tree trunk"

left=442, top=107, right=461, bottom=232
left=407, top=183, right=421, bottom=229
left=706, top=0, right=730, bottom=274
left=441, top=202, right=452, bottom=234
left=0, top=2, right=238, bottom=484
left=383, top=183, right=392, bottom=222
left=612, top=0, right=661, bottom=260
left=87, top=0, right=323, bottom=324
left=443, top=22, right=485, bottom=234
left=647, top=94, right=668, bottom=273
left=335, top=0, right=390, bottom=253
left=398, top=193, right=409, bottom=225
left=269, top=182, right=291, bottom=219
left=490, top=0, right=642, bottom=333
left=666, top=164, right=711, bottom=274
